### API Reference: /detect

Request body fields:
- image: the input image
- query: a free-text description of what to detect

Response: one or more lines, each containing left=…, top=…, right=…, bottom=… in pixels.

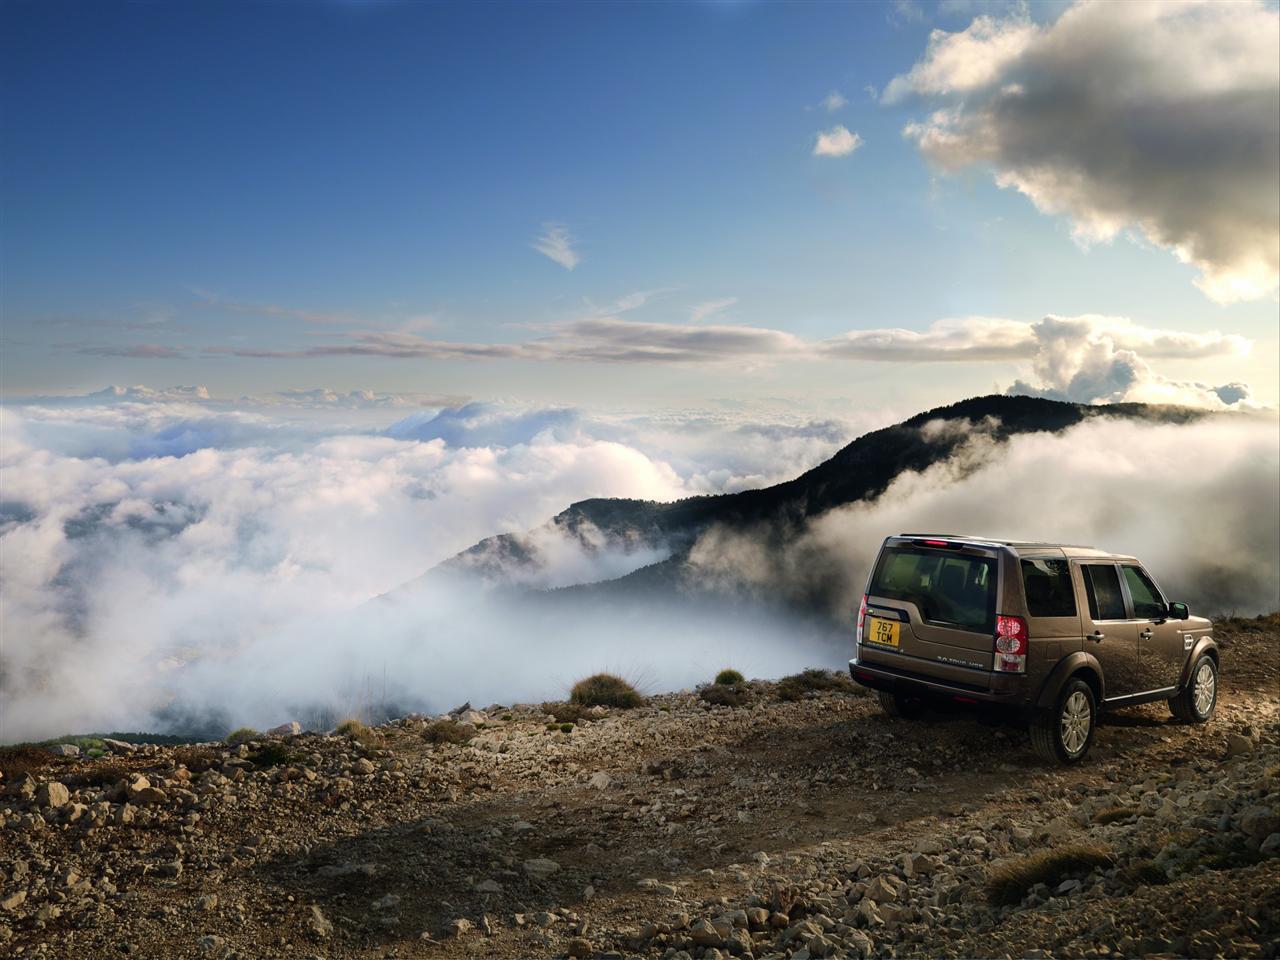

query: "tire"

left=1030, top=678, right=1096, bottom=764
left=878, top=689, right=926, bottom=719
left=1169, top=654, right=1217, bottom=724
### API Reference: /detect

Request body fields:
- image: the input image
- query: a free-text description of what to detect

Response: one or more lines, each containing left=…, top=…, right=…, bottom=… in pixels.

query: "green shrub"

left=225, top=727, right=259, bottom=745
left=714, top=668, right=746, bottom=686
left=985, top=845, right=1114, bottom=906
left=700, top=683, right=751, bottom=708
left=247, top=743, right=300, bottom=768
left=775, top=668, right=853, bottom=702
left=421, top=719, right=477, bottom=745
left=559, top=722, right=574, bottom=733
left=569, top=673, right=642, bottom=709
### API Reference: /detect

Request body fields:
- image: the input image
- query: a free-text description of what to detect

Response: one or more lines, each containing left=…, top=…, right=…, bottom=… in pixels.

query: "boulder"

left=267, top=722, right=303, bottom=737
left=49, top=743, right=80, bottom=757
left=306, top=905, right=333, bottom=940
left=523, top=858, right=560, bottom=880
left=36, top=782, right=70, bottom=808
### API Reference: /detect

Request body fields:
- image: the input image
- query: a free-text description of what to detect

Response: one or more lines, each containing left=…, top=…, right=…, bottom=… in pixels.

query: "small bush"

left=985, top=844, right=1114, bottom=906
left=334, top=718, right=378, bottom=745
left=1094, top=805, right=1143, bottom=825
left=714, top=668, right=746, bottom=686
left=569, top=673, right=642, bottom=709
left=225, top=727, right=259, bottom=745
left=559, top=722, right=574, bottom=733
left=775, top=668, right=853, bottom=702
left=1118, top=859, right=1168, bottom=888
left=247, top=743, right=300, bottom=768
left=421, top=719, right=477, bottom=745
left=541, top=701, right=586, bottom=724
left=172, top=746, right=218, bottom=774
left=0, top=746, right=55, bottom=780
left=700, top=683, right=751, bottom=708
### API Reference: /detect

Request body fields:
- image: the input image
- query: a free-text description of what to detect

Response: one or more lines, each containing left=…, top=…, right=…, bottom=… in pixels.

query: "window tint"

left=1020, top=559, right=1077, bottom=618
left=1082, top=564, right=1126, bottom=621
left=869, top=547, right=997, bottom=632
left=1122, top=565, right=1165, bottom=619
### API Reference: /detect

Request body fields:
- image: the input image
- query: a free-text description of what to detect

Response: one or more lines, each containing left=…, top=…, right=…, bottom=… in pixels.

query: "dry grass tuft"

left=700, top=683, right=752, bottom=708
left=334, top=718, right=379, bottom=746
left=541, top=701, right=587, bottom=724
left=569, top=673, right=642, bottom=709
left=775, top=668, right=854, bottom=702
left=1118, top=859, right=1168, bottom=888
left=0, top=746, right=56, bottom=780
left=986, top=844, right=1114, bottom=906
left=225, top=727, right=259, bottom=745
left=421, top=719, right=477, bottom=745
left=1094, top=805, right=1143, bottom=825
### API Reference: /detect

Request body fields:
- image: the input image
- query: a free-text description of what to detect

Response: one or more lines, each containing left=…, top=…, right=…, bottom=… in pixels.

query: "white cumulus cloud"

left=813, top=125, right=864, bottom=157
left=888, top=0, right=1280, bottom=302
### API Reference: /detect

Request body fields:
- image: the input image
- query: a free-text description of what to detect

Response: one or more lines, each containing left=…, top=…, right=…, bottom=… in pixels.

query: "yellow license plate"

left=866, top=617, right=900, bottom=647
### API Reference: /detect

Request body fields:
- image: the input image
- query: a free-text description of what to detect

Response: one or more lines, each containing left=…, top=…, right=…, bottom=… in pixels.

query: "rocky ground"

left=2, top=615, right=1277, bottom=960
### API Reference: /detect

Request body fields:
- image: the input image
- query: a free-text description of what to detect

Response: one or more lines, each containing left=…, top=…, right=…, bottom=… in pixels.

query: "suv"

left=849, top=535, right=1218, bottom=763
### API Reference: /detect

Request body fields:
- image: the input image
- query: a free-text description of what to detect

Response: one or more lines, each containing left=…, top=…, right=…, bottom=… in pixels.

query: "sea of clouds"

left=1, top=387, right=1276, bottom=743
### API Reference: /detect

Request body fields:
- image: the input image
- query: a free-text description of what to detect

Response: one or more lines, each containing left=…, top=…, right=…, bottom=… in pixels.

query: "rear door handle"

left=1139, top=629, right=1153, bottom=639
left=1089, top=631, right=1105, bottom=642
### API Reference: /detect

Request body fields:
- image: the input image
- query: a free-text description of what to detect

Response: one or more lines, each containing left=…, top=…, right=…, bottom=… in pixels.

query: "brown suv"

left=849, top=535, right=1218, bottom=763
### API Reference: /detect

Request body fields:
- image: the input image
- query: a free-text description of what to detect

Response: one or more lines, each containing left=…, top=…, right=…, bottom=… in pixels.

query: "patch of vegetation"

left=700, top=683, right=752, bottom=708
left=247, top=743, right=300, bottom=768
left=1118, top=859, right=1168, bottom=888
left=985, top=844, right=1114, bottom=906
left=501, top=713, right=513, bottom=722
left=333, top=718, right=378, bottom=746
left=1094, top=805, right=1143, bottom=825
left=173, top=746, right=218, bottom=774
left=0, top=746, right=56, bottom=780
left=421, top=719, right=477, bottom=745
left=71, top=762, right=132, bottom=788
left=569, top=673, right=642, bottom=709
left=775, top=668, right=854, bottom=702
left=541, top=701, right=586, bottom=724
left=225, top=727, right=259, bottom=745
left=714, top=668, right=746, bottom=686
left=559, top=722, right=574, bottom=734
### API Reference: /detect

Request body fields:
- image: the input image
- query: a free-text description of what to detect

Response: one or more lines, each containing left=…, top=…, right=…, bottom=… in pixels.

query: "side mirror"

left=1167, top=601, right=1190, bottom=620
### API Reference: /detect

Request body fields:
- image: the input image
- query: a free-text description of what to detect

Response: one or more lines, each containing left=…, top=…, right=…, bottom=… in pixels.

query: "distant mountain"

left=401, top=395, right=1205, bottom=607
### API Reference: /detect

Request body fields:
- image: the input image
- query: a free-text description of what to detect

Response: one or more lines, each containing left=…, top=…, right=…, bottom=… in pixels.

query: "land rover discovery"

left=848, top=535, right=1218, bottom=764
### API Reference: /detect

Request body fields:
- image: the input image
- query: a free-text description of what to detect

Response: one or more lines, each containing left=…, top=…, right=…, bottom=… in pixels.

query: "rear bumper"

left=848, top=657, right=1027, bottom=704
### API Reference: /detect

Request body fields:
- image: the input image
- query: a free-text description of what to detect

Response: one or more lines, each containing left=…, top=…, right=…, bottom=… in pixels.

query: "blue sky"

left=2, top=0, right=1277, bottom=407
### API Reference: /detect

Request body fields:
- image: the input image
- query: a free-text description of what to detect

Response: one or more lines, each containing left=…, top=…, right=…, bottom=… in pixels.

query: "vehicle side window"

left=1082, top=564, right=1126, bottom=621
left=1020, top=559, right=1077, bottom=617
left=1122, top=565, right=1165, bottom=619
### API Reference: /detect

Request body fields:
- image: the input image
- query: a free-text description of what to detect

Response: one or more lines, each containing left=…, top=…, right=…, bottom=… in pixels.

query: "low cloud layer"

left=0, top=391, right=871, bottom=741
left=888, top=1, right=1280, bottom=302
left=689, top=413, right=1280, bottom=621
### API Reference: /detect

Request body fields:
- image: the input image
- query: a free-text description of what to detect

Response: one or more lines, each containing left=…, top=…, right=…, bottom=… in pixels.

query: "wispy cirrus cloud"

left=532, top=222, right=580, bottom=271
left=191, top=288, right=352, bottom=325
left=820, top=90, right=847, bottom=112
left=197, top=312, right=1255, bottom=407
left=812, top=125, right=863, bottom=157
left=689, top=298, right=738, bottom=323
left=63, top=343, right=189, bottom=359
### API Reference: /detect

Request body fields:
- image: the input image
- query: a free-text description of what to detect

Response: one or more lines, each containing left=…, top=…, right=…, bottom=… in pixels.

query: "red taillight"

left=856, top=594, right=868, bottom=639
left=994, top=614, right=1028, bottom=672
left=924, top=539, right=949, bottom=547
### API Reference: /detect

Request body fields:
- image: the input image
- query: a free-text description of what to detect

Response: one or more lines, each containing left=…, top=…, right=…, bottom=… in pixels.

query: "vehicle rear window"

left=1020, top=558, right=1077, bottom=618
left=869, top=547, right=996, bottom=632
left=1082, top=564, right=1126, bottom=621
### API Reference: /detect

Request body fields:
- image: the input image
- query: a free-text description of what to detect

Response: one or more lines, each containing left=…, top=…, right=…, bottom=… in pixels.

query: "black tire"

left=1169, top=654, right=1217, bottom=724
left=1030, top=678, right=1096, bottom=764
left=878, top=689, right=926, bottom=719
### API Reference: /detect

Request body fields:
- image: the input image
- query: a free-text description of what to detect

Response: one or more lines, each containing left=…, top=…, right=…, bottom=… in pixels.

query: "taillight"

left=994, top=614, right=1028, bottom=673
left=856, top=594, right=868, bottom=640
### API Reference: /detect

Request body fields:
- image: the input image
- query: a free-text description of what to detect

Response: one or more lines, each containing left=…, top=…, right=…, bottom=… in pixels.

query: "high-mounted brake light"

left=994, top=614, right=1028, bottom=673
left=924, top=539, right=949, bottom=547
left=856, top=594, right=868, bottom=640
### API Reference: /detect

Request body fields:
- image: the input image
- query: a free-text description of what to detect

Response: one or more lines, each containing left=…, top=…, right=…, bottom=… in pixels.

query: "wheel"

left=878, top=689, right=926, bottom=719
left=1169, top=654, right=1217, bottom=724
left=1030, top=678, right=1096, bottom=764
